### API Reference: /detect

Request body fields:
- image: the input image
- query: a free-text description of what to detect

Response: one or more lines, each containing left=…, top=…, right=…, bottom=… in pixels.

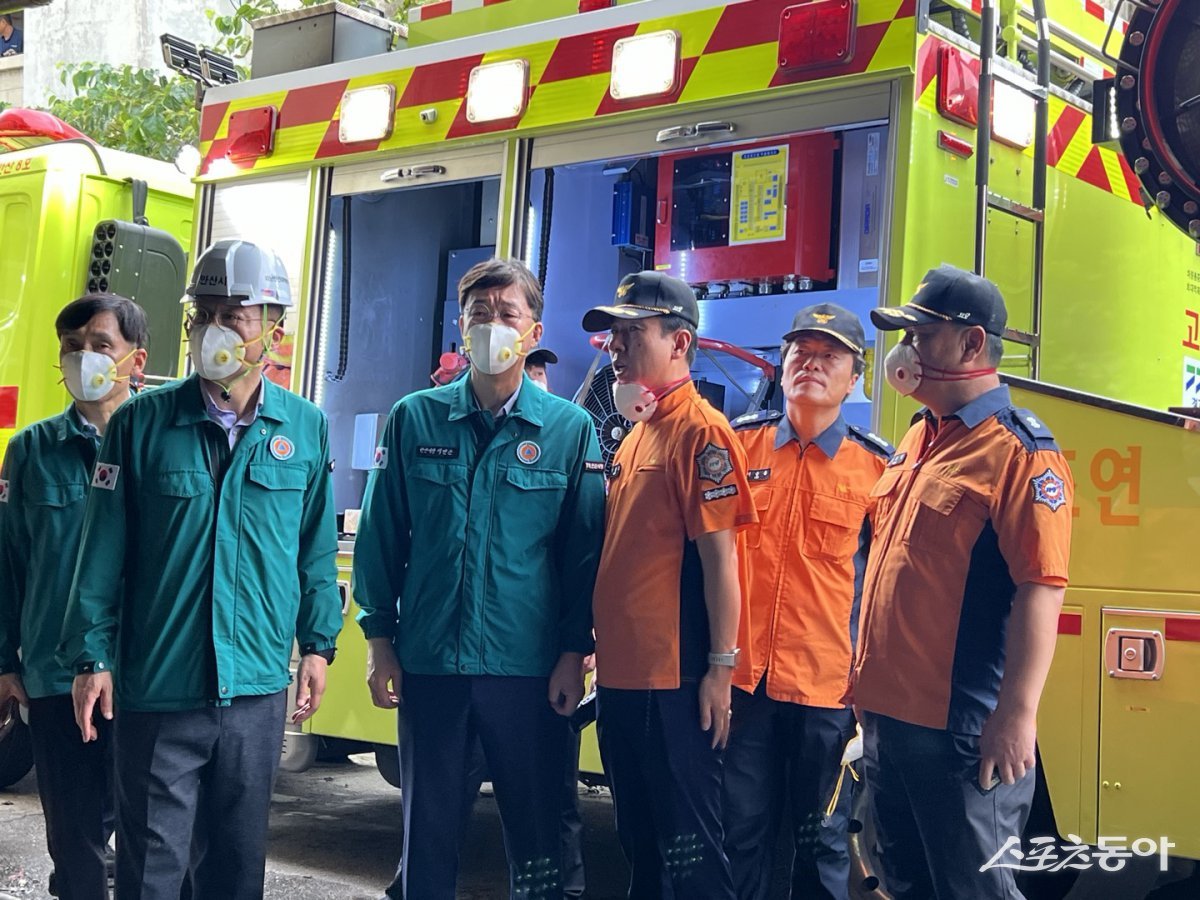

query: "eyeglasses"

left=185, top=308, right=261, bottom=330
left=464, top=302, right=529, bottom=328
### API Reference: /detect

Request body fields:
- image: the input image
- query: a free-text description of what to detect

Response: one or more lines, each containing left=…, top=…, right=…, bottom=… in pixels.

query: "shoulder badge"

left=847, top=424, right=895, bottom=459
left=373, top=446, right=389, bottom=470
left=0, top=478, right=8, bottom=504
left=695, top=442, right=734, bottom=485
left=1006, top=407, right=1060, bottom=451
left=1031, top=468, right=1067, bottom=511
left=731, top=409, right=783, bottom=431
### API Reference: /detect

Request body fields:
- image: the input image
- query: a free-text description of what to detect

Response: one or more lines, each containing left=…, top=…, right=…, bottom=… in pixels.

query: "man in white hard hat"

left=58, top=239, right=343, bottom=899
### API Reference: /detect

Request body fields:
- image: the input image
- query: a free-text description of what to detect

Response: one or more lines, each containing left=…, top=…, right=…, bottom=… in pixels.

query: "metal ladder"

left=973, top=0, right=1050, bottom=377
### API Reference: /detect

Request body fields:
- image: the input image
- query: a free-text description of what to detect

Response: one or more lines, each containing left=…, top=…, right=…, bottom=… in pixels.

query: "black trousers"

left=113, top=691, right=286, bottom=900
left=27, top=693, right=115, bottom=900
left=388, top=673, right=578, bottom=900
left=597, top=685, right=735, bottom=900
left=861, top=712, right=1035, bottom=900
left=722, top=684, right=856, bottom=900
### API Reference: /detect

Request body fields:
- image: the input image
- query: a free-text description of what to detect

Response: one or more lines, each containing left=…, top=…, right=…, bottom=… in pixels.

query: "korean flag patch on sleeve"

left=91, top=463, right=120, bottom=491
left=0, top=479, right=9, bottom=504
left=373, top=447, right=389, bottom=470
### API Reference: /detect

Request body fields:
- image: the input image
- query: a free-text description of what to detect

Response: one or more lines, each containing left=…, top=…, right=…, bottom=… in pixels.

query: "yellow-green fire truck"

left=0, top=109, right=194, bottom=786
left=185, top=0, right=1197, bottom=893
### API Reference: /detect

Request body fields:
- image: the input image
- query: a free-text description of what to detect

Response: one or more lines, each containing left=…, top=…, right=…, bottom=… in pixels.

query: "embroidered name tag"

left=584, top=460, right=605, bottom=474
left=748, top=468, right=771, bottom=482
left=416, top=446, right=458, bottom=459
left=703, top=484, right=739, bottom=502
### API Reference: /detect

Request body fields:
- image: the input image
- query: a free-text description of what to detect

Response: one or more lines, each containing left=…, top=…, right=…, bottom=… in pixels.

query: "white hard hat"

left=183, top=239, right=293, bottom=308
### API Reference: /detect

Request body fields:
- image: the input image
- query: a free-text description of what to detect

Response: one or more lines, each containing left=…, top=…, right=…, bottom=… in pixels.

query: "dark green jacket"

left=57, top=375, right=342, bottom=712
left=353, top=374, right=605, bottom=677
left=0, top=407, right=100, bottom=698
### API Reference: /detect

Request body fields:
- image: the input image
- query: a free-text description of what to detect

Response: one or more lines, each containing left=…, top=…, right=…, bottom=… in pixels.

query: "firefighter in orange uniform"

left=854, top=266, right=1074, bottom=899
left=583, top=272, right=756, bottom=899
left=722, top=304, right=891, bottom=900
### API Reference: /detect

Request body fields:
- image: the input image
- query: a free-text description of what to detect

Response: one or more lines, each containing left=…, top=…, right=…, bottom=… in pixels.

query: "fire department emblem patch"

left=269, top=435, right=295, bottom=461
left=1031, top=468, right=1066, bottom=511
left=373, top=447, right=388, bottom=470
left=0, top=479, right=8, bottom=503
left=695, top=443, right=733, bottom=485
left=516, top=441, right=541, bottom=465
left=91, top=463, right=120, bottom=491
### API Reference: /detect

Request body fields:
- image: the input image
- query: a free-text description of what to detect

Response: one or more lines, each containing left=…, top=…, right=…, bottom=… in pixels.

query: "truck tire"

left=374, top=743, right=401, bottom=789
left=0, top=708, right=34, bottom=789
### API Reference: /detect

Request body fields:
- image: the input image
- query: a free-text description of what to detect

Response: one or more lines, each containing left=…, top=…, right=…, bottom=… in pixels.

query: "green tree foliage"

left=43, top=0, right=432, bottom=161
left=45, top=63, right=199, bottom=162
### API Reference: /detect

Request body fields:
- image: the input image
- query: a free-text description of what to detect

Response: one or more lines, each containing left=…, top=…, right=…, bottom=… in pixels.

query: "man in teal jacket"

left=355, top=257, right=605, bottom=900
left=58, top=240, right=342, bottom=900
left=1, top=292, right=148, bottom=900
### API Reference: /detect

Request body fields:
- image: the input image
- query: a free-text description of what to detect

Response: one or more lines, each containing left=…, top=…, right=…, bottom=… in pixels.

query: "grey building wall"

left=21, top=0, right=226, bottom=107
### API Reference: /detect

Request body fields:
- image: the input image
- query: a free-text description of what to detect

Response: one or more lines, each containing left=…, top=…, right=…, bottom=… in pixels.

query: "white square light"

left=339, top=84, right=396, bottom=144
left=466, top=59, right=529, bottom=124
left=610, top=30, right=679, bottom=101
left=991, top=81, right=1035, bottom=149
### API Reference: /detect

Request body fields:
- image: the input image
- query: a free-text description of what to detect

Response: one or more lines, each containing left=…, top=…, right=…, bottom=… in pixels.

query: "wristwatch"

left=301, top=645, right=336, bottom=665
left=707, top=648, right=741, bottom=667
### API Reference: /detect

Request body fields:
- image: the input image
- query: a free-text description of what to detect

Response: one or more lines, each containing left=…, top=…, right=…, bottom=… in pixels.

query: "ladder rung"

left=1003, top=328, right=1041, bottom=347
left=987, top=192, right=1045, bottom=223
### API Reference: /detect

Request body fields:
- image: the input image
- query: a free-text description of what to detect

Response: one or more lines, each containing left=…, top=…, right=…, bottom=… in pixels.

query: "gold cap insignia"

left=812, top=312, right=836, bottom=324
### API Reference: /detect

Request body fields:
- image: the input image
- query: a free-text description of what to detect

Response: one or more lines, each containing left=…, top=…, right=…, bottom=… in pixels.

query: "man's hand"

left=292, top=654, right=328, bottom=725
left=978, top=705, right=1037, bottom=788
left=0, top=673, right=29, bottom=714
left=548, top=652, right=586, bottom=716
left=366, top=637, right=402, bottom=709
left=71, top=672, right=114, bottom=742
left=699, top=666, right=733, bottom=750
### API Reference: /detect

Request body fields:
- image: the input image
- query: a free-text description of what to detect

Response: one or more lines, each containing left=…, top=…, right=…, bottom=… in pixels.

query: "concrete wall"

left=0, top=55, right=22, bottom=107
left=21, top=0, right=226, bottom=107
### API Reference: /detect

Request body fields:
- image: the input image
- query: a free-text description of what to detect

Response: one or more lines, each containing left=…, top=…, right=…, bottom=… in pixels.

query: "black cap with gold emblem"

left=582, top=271, right=700, bottom=332
left=871, top=264, right=1007, bottom=336
left=782, top=302, right=865, bottom=354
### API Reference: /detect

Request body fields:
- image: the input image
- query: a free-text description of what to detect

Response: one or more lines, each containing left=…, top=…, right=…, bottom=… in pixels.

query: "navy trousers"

left=27, top=693, right=115, bottom=900
left=113, top=691, right=286, bottom=900
left=722, top=683, right=856, bottom=900
left=861, top=712, right=1035, bottom=900
left=388, top=673, right=578, bottom=900
left=598, top=685, right=735, bottom=900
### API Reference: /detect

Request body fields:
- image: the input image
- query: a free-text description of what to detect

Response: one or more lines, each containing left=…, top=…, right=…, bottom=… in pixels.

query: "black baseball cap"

left=782, top=303, right=865, bottom=354
left=525, top=348, right=558, bottom=367
left=582, top=271, right=700, bottom=332
left=871, top=265, right=1007, bottom=336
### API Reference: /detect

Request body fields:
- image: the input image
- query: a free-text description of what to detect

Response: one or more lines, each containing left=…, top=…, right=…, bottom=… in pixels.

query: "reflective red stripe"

left=1057, top=612, right=1081, bottom=635
left=0, top=386, right=17, bottom=429
left=1165, top=618, right=1200, bottom=642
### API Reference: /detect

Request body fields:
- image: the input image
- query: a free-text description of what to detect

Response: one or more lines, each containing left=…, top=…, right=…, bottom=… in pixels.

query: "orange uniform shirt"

left=852, top=386, right=1074, bottom=734
left=593, top=382, right=756, bottom=690
left=732, top=411, right=891, bottom=707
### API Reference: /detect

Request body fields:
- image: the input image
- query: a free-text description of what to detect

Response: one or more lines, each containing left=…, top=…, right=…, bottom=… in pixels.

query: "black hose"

left=327, top=198, right=352, bottom=382
left=538, top=168, right=554, bottom=287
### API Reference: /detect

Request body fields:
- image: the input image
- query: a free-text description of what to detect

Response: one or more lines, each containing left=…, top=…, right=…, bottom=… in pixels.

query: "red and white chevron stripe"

left=409, top=0, right=514, bottom=23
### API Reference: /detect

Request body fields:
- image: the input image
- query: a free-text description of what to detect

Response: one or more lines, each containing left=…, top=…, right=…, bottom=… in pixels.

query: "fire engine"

left=171, top=0, right=1200, bottom=893
left=0, top=109, right=194, bottom=788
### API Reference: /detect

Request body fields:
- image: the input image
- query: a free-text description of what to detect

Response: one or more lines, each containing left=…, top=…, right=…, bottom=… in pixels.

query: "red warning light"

left=778, top=0, right=857, bottom=73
